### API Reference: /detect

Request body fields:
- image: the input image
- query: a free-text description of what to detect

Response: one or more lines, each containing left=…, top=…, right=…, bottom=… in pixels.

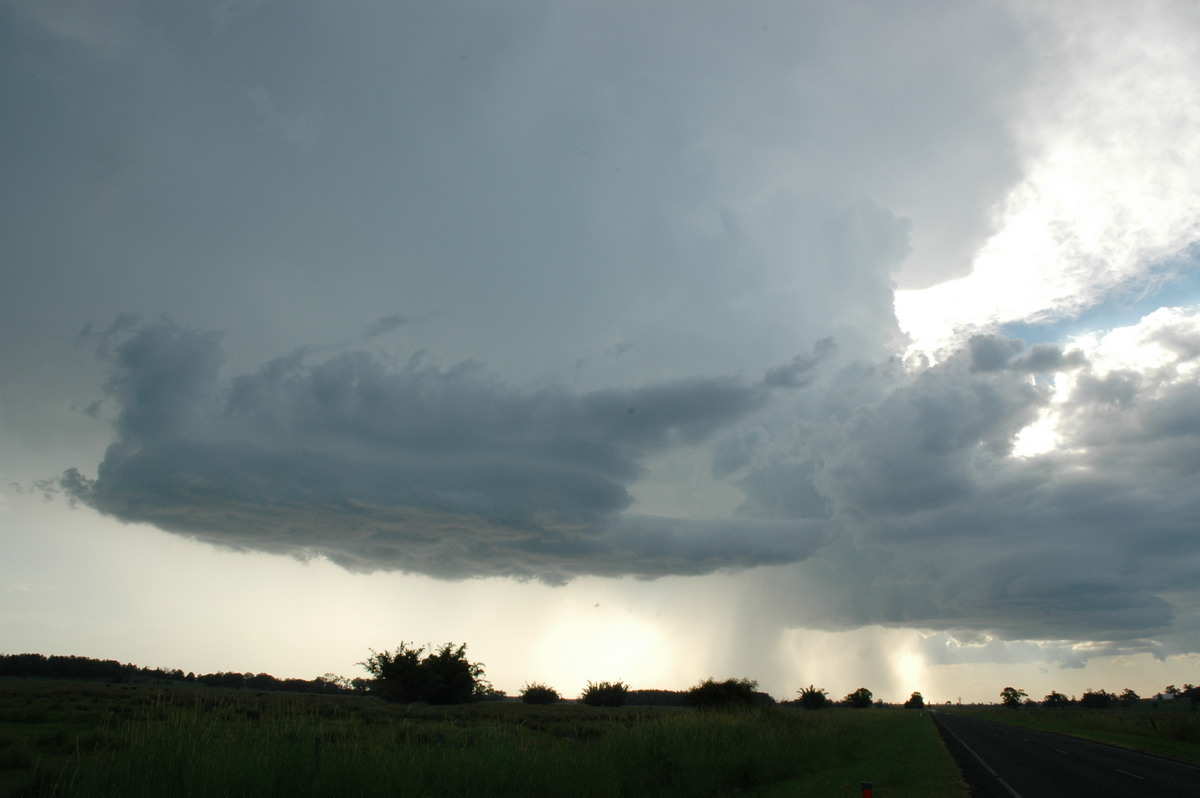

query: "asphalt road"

left=931, top=711, right=1200, bottom=798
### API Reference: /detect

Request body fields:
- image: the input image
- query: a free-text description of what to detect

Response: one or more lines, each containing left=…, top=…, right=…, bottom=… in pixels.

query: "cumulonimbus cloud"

left=57, top=308, right=1200, bottom=656
left=60, top=316, right=825, bottom=581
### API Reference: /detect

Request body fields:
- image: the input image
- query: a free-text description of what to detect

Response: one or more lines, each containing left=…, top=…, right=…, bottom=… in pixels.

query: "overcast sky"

left=4, top=0, right=1200, bottom=703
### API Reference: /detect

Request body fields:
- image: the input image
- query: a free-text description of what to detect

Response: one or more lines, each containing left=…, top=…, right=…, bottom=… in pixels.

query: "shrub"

left=1042, top=691, right=1071, bottom=708
left=359, top=642, right=488, bottom=704
left=843, top=687, right=874, bottom=708
left=1079, top=689, right=1115, bottom=709
left=796, top=685, right=829, bottom=710
left=520, top=683, right=560, bottom=705
left=581, top=680, right=630, bottom=707
left=685, top=678, right=760, bottom=709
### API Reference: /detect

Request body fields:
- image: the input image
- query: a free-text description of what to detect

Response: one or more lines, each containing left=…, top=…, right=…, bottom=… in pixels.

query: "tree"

left=360, top=643, right=427, bottom=703
left=422, top=643, right=487, bottom=704
left=999, top=686, right=1027, bottom=708
left=520, top=682, right=560, bottom=705
left=1079, top=689, right=1115, bottom=709
left=1042, top=690, right=1070, bottom=709
left=843, top=687, right=874, bottom=708
left=796, top=684, right=829, bottom=710
left=684, top=677, right=760, bottom=709
left=1117, top=688, right=1140, bottom=707
left=903, top=691, right=925, bottom=709
left=580, top=680, right=630, bottom=707
left=359, top=642, right=486, bottom=704
left=475, top=684, right=508, bottom=701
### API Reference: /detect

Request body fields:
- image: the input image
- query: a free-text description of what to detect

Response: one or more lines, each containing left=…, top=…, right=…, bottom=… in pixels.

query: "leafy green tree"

left=359, top=642, right=486, bottom=704
left=843, top=687, right=873, bottom=708
left=475, top=684, right=508, bottom=701
left=422, top=643, right=486, bottom=705
left=520, top=682, right=560, bottom=705
left=1000, top=686, right=1027, bottom=708
left=360, top=643, right=427, bottom=703
left=796, top=684, right=829, bottom=709
left=684, top=677, right=760, bottom=709
left=903, top=691, right=925, bottom=709
left=581, top=680, right=630, bottom=707
left=1042, top=690, right=1070, bottom=708
left=1118, top=688, right=1140, bottom=707
left=1079, top=689, right=1115, bottom=709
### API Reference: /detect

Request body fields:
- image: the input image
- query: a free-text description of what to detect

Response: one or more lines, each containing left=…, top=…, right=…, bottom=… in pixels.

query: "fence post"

left=861, top=782, right=872, bottom=797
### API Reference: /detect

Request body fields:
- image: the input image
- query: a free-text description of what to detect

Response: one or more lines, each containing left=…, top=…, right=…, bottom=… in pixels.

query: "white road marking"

left=934, top=716, right=1024, bottom=798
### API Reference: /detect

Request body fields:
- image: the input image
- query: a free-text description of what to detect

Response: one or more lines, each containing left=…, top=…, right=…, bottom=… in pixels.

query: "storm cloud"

left=737, top=312, right=1200, bottom=647
left=60, top=307, right=1200, bottom=652
left=62, top=317, right=823, bottom=581
left=7, top=0, right=1200, bottom=693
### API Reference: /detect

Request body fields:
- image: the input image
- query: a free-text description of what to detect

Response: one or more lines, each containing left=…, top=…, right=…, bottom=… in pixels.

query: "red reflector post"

left=861, top=782, right=873, bottom=798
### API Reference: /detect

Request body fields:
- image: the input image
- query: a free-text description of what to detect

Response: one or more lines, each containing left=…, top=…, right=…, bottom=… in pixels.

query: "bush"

left=685, top=678, right=760, bottom=709
left=1079, top=689, right=1115, bottom=709
left=359, top=642, right=488, bottom=704
left=796, top=685, right=829, bottom=710
left=1042, top=691, right=1071, bottom=708
left=581, top=680, right=630, bottom=707
left=843, top=687, right=874, bottom=708
left=520, top=683, right=560, bottom=705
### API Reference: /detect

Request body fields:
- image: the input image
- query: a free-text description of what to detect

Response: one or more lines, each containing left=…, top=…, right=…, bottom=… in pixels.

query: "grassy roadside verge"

left=1, top=678, right=968, bottom=797
left=750, top=709, right=968, bottom=797
left=949, top=706, right=1200, bottom=765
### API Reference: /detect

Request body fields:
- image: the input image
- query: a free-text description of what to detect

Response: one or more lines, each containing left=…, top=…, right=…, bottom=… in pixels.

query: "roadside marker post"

left=861, top=782, right=872, bottom=797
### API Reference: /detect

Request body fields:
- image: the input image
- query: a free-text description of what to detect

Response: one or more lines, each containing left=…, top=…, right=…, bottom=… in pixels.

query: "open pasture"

left=0, top=678, right=967, bottom=797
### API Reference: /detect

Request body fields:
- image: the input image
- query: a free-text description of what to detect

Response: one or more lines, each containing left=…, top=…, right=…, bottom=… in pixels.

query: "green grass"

left=0, top=678, right=968, bottom=797
left=951, top=704, right=1200, bottom=765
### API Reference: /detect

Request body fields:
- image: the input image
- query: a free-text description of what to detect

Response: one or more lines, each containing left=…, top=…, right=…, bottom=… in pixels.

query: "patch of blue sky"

left=1001, top=243, right=1200, bottom=345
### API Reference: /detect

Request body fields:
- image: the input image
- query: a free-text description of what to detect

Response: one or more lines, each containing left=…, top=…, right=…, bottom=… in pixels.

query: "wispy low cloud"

left=59, top=317, right=820, bottom=581
left=763, top=337, right=836, bottom=388
left=361, top=313, right=413, bottom=339
left=361, top=311, right=444, bottom=340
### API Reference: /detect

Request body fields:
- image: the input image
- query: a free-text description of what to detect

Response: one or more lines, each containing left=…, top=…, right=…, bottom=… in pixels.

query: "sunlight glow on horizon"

left=533, top=605, right=673, bottom=697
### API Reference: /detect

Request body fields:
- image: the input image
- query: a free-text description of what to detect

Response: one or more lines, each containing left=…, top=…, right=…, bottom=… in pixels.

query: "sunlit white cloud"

left=896, top=0, right=1200, bottom=354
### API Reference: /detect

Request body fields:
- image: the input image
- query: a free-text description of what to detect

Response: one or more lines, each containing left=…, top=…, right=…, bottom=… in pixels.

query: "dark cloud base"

left=62, top=317, right=819, bottom=582
left=60, top=317, right=1200, bottom=657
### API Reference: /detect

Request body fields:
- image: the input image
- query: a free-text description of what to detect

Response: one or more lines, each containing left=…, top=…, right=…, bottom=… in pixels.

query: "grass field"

left=0, top=678, right=968, bottom=797
left=949, top=704, right=1200, bottom=765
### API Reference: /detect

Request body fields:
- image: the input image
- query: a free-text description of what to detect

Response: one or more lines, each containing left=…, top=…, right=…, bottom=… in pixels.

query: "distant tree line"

left=26, top=649, right=1193, bottom=712
left=0, top=648, right=889, bottom=711
left=0, top=653, right=355, bottom=695
left=999, top=685, right=1199, bottom=709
